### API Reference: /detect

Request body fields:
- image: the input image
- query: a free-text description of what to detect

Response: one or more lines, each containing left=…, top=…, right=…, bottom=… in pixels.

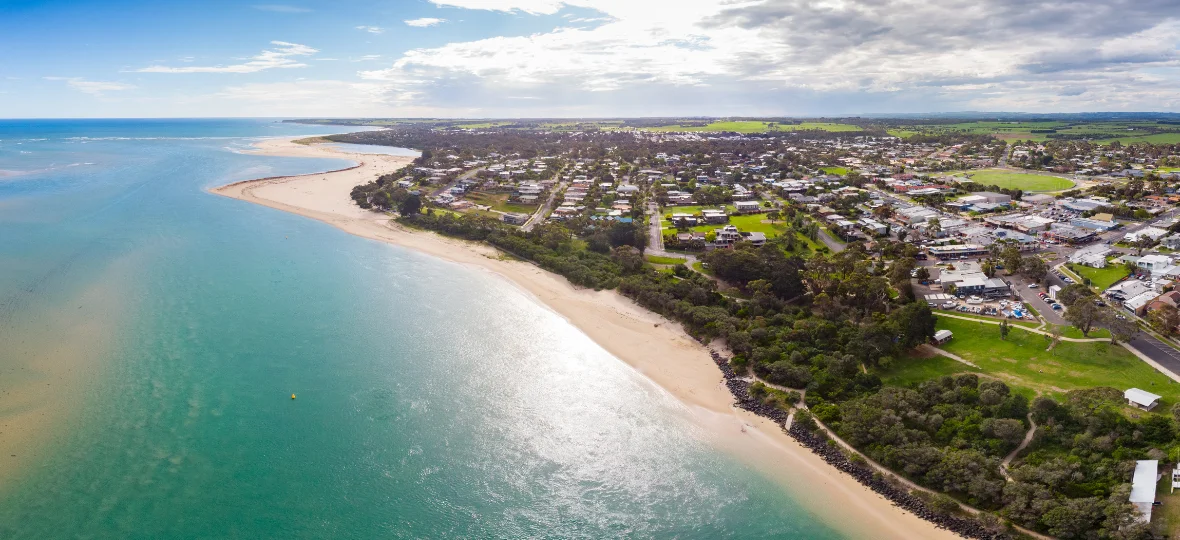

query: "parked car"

left=1027, top=284, right=1039, bottom=289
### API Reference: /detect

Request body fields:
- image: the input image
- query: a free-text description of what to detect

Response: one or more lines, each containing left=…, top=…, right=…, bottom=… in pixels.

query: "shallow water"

left=0, top=119, right=844, bottom=539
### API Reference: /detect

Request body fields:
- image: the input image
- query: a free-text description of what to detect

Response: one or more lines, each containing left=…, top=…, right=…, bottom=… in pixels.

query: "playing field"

left=946, top=170, right=1074, bottom=191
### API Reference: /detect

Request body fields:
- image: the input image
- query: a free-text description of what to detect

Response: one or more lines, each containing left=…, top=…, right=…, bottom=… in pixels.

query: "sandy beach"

left=212, top=138, right=961, bottom=540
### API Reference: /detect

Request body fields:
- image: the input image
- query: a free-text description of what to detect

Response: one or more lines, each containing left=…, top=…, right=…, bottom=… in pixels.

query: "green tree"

left=999, top=318, right=1011, bottom=341
left=399, top=194, right=422, bottom=216
left=1064, top=300, right=1102, bottom=336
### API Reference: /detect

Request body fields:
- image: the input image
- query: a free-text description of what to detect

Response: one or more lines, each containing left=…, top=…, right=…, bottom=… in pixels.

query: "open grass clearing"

left=1066, top=262, right=1130, bottom=291
left=465, top=192, right=539, bottom=214
left=646, top=255, right=686, bottom=265
left=889, top=317, right=1180, bottom=403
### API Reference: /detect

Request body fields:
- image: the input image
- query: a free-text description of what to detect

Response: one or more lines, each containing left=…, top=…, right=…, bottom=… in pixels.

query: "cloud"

left=134, top=41, right=318, bottom=74
left=429, top=0, right=565, bottom=15
left=252, top=4, right=311, bottom=13
left=404, top=17, right=447, bottom=27
left=356, top=26, right=385, bottom=34
left=45, top=77, right=136, bottom=96
left=357, top=0, right=1180, bottom=113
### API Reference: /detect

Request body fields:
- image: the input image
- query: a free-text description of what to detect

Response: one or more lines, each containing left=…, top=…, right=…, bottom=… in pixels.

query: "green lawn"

left=1066, top=262, right=1130, bottom=291
left=646, top=255, right=686, bottom=265
left=465, top=192, right=539, bottom=214
left=644, top=121, right=861, bottom=134
left=894, top=317, right=1180, bottom=403
left=821, top=166, right=850, bottom=175
left=663, top=212, right=788, bottom=238
left=941, top=170, right=1074, bottom=192
left=794, top=122, right=863, bottom=132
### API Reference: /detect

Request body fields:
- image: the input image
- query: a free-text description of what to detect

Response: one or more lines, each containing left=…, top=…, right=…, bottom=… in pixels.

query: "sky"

left=1, top=0, right=1179, bottom=118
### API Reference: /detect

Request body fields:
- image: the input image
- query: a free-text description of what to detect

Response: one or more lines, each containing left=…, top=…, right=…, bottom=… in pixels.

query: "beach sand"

left=213, top=138, right=961, bottom=540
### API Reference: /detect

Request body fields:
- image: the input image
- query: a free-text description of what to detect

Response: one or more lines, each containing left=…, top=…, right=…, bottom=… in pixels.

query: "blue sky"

left=1, top=0, right=1178, bottom=117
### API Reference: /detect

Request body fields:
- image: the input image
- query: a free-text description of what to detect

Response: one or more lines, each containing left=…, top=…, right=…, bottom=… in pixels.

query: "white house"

left=734, top=200, right=761, bottom=213
left=1125, top=388, right=1161, bottom=411
left=1069, top=244, right=1112, bottom=268
left=1130, top=460, right=1159, bottom=523
left=1125, top=226, right=1169, bottom=243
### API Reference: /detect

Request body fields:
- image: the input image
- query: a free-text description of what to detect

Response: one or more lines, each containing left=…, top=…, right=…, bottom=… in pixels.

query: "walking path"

left=917, top=344, right=978, bottom=368
left=937, top=312, right=1111, bottom=342
left=999, top=413, right=1037, bottom=482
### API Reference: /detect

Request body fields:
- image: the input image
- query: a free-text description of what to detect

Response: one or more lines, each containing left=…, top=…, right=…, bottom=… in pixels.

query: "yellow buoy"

left=291, top=394, right=296, bottom=400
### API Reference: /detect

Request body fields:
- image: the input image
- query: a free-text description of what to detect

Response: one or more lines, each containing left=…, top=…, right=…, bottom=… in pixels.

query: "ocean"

left=0, top=119, right=844, bottom=539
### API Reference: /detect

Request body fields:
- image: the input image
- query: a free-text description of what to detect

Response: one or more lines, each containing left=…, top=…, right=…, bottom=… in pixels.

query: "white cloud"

left=134, top=41, right=318, bottom=74
left=45, top=77, right=136, bottom=96
left=404, top=17, right=447, bottom=27
left=356, top=26, right=385, bottom=34
left=253, top=4, right=311, bottom=13
left=359, top=0, right=1180, bottom=113
left=430, top=0, right=565, bottom=14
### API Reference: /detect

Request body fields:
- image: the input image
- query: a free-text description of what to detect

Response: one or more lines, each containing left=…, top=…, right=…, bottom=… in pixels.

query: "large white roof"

left=1125, top=388, right=1162, bottom=406
left=1130, top=460, right=1159, bottom=504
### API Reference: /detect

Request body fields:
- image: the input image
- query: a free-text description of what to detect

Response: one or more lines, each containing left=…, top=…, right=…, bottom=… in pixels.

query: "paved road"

left=432, top=167, right=485, bottom=198
left=646, top=200, right=664, bottom=251
left=523, top=178, right=566, bottom=232
left=1129, top=334, right=1180, bottom=377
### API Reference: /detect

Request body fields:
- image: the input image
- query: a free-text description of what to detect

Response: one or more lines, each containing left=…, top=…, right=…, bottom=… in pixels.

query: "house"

left=670, top=213, right=698, bottom=226
left=1136, top=254, right=1173, bottom=274
left=701, top=209, right=729, bottom=224
left=1161, top=234, right=1180, bottom=250
left=933, top=329, right=953, bottom=344
left=502, top=213, right=529, bottom=225
left=734, top=200, right=761, bottom=214
left=1124, top=226, right=1168, bottom=243
left=1069, top=245, right=1112, bottom=268
left=1130, top=460, right=1158, bottom=523
left=1125, top=388, right=1161, bottom=411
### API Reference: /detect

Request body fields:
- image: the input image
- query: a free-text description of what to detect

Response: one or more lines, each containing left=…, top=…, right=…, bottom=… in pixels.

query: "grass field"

left=1066, top=262, right=1130, bottom=291
left=465, top=192, right=538, bottom=214
left=943, top=170, right=1075, bottom=191
left=666, top=213, right=789, bottom=238
left=644, top=121, right=862, bottom=134
left=821, top=166, right=850, bottom=175
left=646, top=255, right=686, bottom=265
left=882, top=317, right=1180, bottom=403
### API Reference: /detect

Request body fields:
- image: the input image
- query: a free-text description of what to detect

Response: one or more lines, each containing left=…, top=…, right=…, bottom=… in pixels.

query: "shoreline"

left=211, top=137, right=963, bottom=540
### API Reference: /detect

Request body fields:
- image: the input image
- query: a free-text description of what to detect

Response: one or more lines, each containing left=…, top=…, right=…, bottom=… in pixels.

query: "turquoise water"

left=0, top=120, right=843, bottom=539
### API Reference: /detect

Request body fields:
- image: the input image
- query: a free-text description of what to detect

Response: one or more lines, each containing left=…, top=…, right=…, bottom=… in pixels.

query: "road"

left=432, top=166, right=485, bottom=198
left=646, top=200, right=664, bottom=251
left=523, top=178, right=566, bottom=232
left=1128, top=334, right=1180, bottom=380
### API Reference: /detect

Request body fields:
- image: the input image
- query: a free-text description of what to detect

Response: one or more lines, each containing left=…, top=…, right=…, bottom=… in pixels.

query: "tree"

left=915, top=267, right=930, bottom=281
left=897, top=229, right=908, bottom=243
left=926, top=217, right=942, bottom=237
left=1106, top=311, right=1140, bottom=343
left=1019, top=256, right=1048, bottom=284
left=610, top=245, right=645, bottom=273
left=1000, top=244, right=1022, bottom=273
left=1064, top=300, right=1102, bottom=336
left=1057, top=283, right=1095, bottom=307
left=999, top=318, right=1011, bottom=340
left=1148, top=304, right=1180, bottom=336
left=399, top=194, right=422, bottom=216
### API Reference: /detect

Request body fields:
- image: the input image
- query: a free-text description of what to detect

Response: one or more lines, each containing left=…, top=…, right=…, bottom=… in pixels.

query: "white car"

left=1027, top=284, right=1039, bottom=289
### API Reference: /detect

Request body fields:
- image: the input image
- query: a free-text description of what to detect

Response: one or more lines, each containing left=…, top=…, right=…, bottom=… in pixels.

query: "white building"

left=1125, top=388, right=1162, bottom=411
left=1130, top=460, right=1159, bottom=523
